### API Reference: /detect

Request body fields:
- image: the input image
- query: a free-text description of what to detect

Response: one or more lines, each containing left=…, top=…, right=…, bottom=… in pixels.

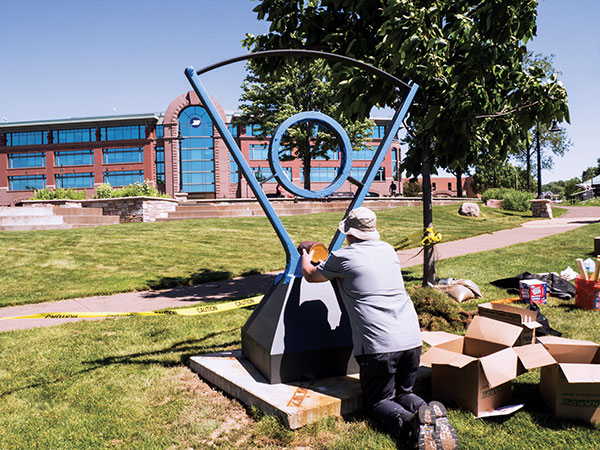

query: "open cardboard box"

left=421, top=316, right=555, bottom=417
left=538, top=336, right=600, bottom=423
left=477, top=302, right=542, bottom=346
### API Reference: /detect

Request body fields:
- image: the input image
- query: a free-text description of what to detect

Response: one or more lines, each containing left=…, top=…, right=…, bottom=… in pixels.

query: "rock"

left=458, top=202, right=480, bottom=217
left=485, top=199, right=503, bottom=208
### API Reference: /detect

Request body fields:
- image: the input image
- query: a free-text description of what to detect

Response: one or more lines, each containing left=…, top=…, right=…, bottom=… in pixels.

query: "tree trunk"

left=526, top=144, right=532, bottom=192
left=303, top=158, right=311, bottom=190
left=456, top=166, right=463, bottom=197
left=421, top=143, right=435, bottom=286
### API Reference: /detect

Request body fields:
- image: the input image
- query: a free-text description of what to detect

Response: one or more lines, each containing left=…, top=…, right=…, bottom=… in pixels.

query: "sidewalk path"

left=398, top=206, right=600, bottom=267
left=2, top=206, right=599, bottom=333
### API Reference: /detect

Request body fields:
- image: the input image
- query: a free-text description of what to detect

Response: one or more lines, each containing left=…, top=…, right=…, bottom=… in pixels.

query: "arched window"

left=178, top=106, right=215, bottom=193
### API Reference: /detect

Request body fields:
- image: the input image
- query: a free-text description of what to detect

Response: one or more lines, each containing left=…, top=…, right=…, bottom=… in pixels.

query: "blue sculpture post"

left=185, top=53, right=418, bottom=383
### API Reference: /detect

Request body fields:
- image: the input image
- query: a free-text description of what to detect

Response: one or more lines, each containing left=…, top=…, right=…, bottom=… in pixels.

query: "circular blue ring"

left=268, top=112, right=353, bottom=198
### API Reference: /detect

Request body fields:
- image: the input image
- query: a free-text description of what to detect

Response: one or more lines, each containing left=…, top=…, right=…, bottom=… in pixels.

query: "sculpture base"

left=241, top=274, right=358, bottom=384
left=189, top=350, right=362, bottom=429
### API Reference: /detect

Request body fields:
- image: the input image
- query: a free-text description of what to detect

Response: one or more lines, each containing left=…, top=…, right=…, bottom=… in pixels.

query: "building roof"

left=0, top=113, right=164, bottom=131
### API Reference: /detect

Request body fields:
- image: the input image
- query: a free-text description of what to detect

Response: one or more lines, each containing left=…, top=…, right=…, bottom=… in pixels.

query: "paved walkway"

left=1, top=206, right=598, bottom=333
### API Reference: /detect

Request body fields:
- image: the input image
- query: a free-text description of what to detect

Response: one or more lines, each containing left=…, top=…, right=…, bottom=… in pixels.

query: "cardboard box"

left=477, top=302, right=542, bottom=346
left=538, top=336, right=600, bottom=423
left=421, top=316, right=555, bottom=417
left=519, top=279, right=547, bottom=304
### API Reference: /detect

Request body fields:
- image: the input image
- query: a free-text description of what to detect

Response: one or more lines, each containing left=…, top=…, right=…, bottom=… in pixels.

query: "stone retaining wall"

left=23, top=197, right=178, bottom=223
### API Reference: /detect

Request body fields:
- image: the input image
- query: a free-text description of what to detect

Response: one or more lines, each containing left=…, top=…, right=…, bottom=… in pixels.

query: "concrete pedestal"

left=189, top=350, right=362, bottom=429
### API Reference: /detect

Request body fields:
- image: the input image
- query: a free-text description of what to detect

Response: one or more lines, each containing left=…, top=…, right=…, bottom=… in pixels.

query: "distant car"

left=366, top=191, right=380, bottom=197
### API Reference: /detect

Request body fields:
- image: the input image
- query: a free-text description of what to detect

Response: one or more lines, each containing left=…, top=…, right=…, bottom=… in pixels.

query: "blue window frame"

left=103, top=147, right=143, bottom=164
left=230, top=158, right=239, bottom=183
left=300, top=167, right=337, bottom=182
left=100, top=125, right=145, bottom=141
left=249, top=144, right=269, bottom=160
left=228, top=123, right=238, bottom=137
left=245, top=124, right=262, bottom=136
left=353, top=146, right=376, bottom=160
left=155, top=145, right=165, bottom=184
left=155, top=125, right=164, bottom=138
left=351, top=166, right=385, bottom=181
left=103, top=170, right=144, bottom=186
left=6, top=131, right=48, bottom=146
left=391, top=147, right=400, bottom=179
left=55, top=150, right=94, bottom=166
left=55, top=128, right=95, bottom=143
left=8, top=152, right=46, bottom=168
left=9, top=174, right=46, bottom=190
left=315, top=148, right=339, bottom=160
left=252, top=166, right=292, bottom=183
left=370, top=125, right=387, bottom=139
left=179, top=106, right=215, bottom=193
left=55, top=172, right=94, bottom=188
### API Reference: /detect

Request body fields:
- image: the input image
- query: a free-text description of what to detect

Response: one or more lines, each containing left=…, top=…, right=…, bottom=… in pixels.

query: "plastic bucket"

left=575, top=276, right=600, bottom=310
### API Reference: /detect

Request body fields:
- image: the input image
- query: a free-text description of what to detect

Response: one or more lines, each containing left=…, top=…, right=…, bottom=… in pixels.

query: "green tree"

left=235, top=58, right=373, bottom=190
left=581, top=157, right=600, bottom=181
left=512, top=53, right=573, bottom=191
left=247, top=0, right=569, bottom=285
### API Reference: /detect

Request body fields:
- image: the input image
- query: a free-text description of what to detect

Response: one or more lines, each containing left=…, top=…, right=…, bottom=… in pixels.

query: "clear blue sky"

left=1, top=0, right=597, bottom=183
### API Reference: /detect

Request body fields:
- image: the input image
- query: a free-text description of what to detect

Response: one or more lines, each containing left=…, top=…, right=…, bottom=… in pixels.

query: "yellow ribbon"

left=421, top=227, right=443, bottom=246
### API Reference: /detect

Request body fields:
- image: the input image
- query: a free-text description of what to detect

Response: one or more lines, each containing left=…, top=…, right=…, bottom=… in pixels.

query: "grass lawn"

left=0, top=204, right=535, bottom=308
left=0, top=217, right=598, bottom=449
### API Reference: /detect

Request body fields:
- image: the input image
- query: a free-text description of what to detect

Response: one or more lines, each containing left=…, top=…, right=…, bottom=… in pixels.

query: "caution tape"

left=421, top=227, right=443, bottom=247
left=0, top=295, right=262, bottom=321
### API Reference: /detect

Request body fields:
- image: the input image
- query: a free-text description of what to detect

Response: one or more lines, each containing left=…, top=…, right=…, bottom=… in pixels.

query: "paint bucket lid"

left=310, top=242, right=329, bottom=263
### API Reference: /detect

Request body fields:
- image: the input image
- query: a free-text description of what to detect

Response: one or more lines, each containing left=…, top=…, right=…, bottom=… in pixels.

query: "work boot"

left=428, top=401, right=459, bottom=450
left=414, top=405, right=441, bottom=450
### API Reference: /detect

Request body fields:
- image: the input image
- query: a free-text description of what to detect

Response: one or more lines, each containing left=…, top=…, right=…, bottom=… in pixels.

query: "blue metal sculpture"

left=185, top=50, right=418, bottom=383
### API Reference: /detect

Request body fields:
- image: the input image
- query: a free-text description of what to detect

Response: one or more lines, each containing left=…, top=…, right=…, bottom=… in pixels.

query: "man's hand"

left=301, top=248, right=328, bottom=283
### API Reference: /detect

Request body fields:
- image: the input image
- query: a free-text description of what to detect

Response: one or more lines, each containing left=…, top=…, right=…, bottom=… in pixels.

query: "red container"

left=575, top=276, right=600, bottom=310
left=519, top=279, right=547, bottom=305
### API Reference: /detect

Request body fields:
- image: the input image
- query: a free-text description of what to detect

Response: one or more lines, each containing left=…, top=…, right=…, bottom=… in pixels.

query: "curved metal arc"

left=184, top=67, right=299, bottom=282
left=195, top=49, right=412, bottom=90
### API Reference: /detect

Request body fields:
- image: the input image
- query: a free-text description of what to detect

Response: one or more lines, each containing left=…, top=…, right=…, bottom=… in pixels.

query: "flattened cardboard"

left=478, top=302, right=541, bottom=346
left=538, top=336, right=600, bottom=423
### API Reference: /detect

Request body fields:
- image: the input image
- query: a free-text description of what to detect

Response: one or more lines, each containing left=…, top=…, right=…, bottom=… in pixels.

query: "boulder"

left=458, top=202, right=480, bottom=217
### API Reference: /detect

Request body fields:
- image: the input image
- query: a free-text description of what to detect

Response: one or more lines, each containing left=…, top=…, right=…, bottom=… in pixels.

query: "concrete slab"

left=189, top=350, right=362, bottom=429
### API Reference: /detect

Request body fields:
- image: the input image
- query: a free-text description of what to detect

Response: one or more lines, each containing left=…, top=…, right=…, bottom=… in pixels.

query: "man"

left=301, top=207, right=458, bottom=450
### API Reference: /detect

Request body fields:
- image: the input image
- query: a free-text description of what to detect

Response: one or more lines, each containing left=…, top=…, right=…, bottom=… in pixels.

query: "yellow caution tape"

left=421, top=227, right=443, bottom=246
left=0, top=295, right=262, bottom=321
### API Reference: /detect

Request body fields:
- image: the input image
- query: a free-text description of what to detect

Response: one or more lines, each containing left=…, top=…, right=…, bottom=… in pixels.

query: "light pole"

left=536, top=120, right=561, bottom=198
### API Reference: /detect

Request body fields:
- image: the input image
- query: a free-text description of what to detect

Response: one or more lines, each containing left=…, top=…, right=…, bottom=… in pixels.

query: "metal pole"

left=536, top=122, right=542, bottom=198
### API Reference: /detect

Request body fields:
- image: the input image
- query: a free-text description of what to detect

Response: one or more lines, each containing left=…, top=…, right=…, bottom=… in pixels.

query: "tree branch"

left=474, top=100, right=541, bottom=119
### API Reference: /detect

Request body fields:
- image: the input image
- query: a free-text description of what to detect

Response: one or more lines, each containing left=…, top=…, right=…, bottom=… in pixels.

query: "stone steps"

left=0, top=206, right=120, bottom=231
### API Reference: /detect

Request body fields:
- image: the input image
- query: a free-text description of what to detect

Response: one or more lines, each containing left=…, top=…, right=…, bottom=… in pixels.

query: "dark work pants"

left=356, top=347, right=427, bottom=440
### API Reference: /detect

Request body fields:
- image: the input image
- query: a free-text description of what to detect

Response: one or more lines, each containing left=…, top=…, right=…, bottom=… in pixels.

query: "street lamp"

left=536, top=119, right=561, bottom=198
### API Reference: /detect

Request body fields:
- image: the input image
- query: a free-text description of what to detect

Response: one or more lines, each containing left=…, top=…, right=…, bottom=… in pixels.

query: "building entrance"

left=178, top=106, right=215, bottom=198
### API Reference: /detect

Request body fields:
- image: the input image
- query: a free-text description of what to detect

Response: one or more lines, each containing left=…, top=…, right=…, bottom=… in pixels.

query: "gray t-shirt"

left=316, top=239, right=422, bottom=356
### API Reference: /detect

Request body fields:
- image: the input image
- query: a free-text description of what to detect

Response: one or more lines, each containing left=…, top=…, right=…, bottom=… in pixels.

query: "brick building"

left=0, top=91, right=471, bottom=205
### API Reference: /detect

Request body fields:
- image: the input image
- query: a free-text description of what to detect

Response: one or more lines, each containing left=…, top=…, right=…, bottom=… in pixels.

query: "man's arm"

left=301, top=249, right=328, bottom=283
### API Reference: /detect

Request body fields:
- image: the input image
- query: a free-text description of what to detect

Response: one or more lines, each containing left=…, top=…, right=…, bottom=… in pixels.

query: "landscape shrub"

left=93, top=181, right=169, bottom=199
left=30, top=188, right=86, bottom=200
left=482, top=188, right=534, bottom=211
left=502, top=190, right=535, bottom=211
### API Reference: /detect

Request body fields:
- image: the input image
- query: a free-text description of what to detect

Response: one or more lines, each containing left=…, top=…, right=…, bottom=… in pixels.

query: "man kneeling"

left=301, top=207, right=458, bottom=450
